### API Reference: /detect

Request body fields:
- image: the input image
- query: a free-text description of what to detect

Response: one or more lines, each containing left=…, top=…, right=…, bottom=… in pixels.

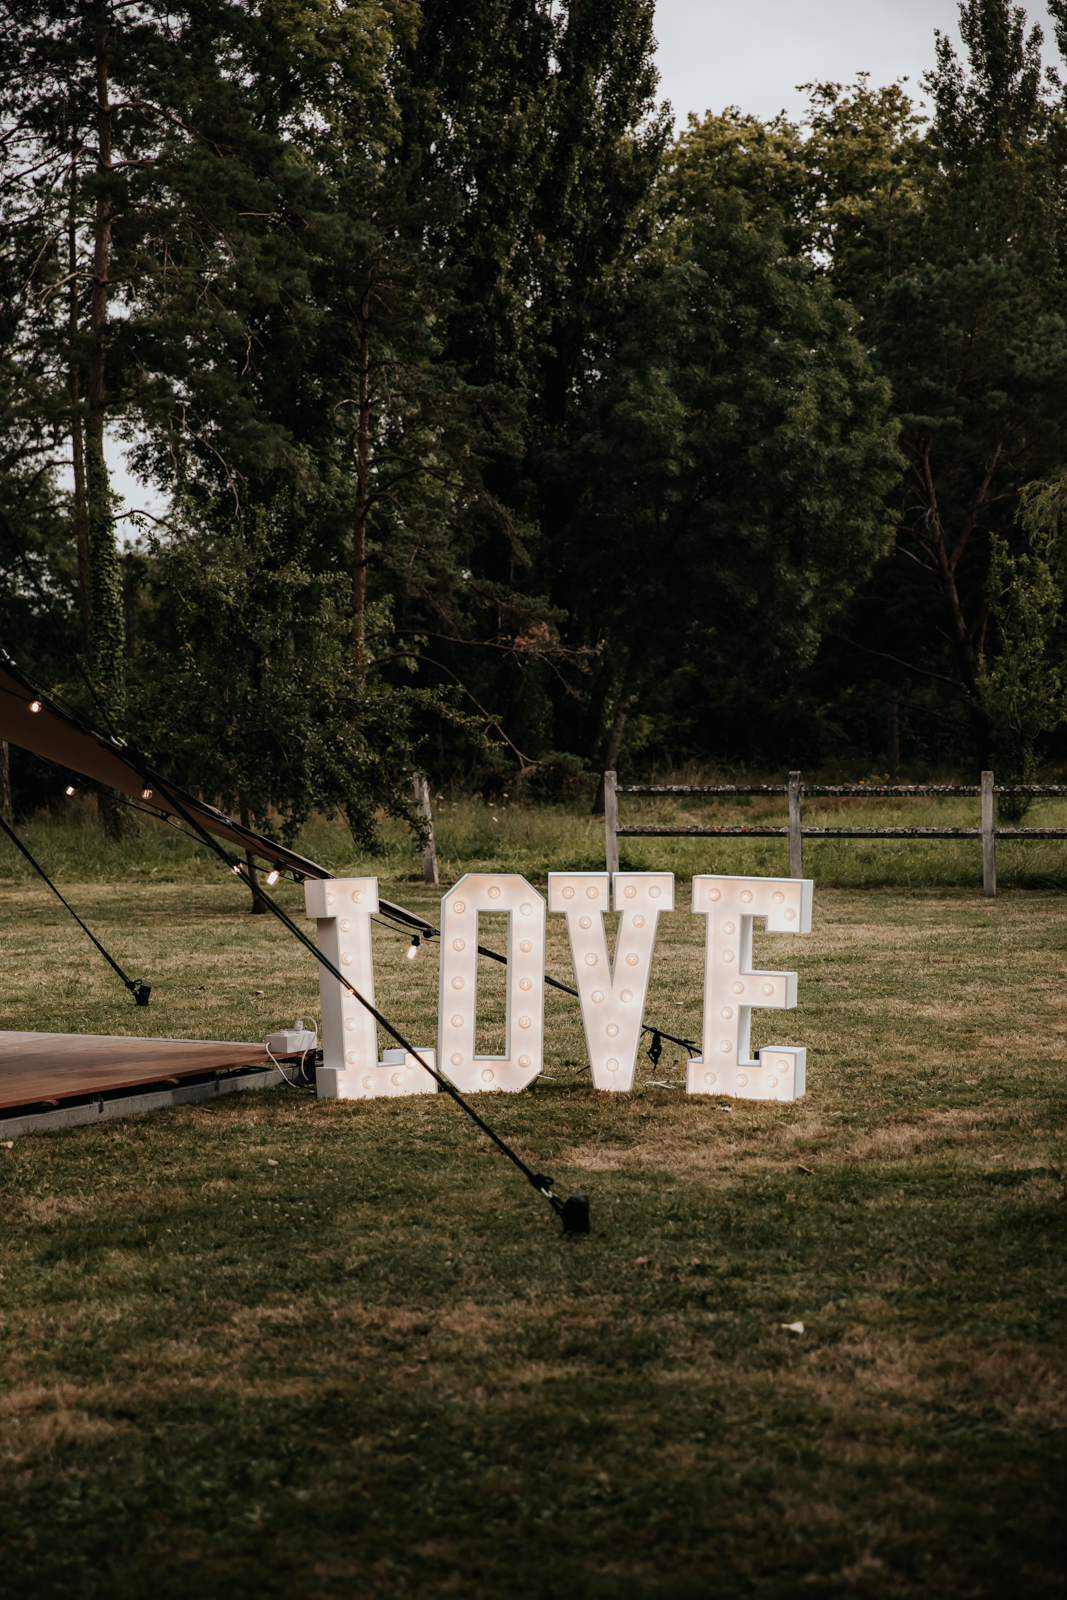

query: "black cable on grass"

left=36, top=734, right=696, bottom=1070
left=0, top=811, right=150, bottom=1005
left=128, top=766, right=572, bottom=1225
left=0, top=640, right=569, bottom=1219
left=50, top=748, right=692, bottom=1066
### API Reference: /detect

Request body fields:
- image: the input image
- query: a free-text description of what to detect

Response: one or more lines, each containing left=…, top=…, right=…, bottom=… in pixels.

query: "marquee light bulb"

left=65, top=785, right=75, bottom=796
left=142, top=788, right=153, bottom=799
left=406, top=936, right=420, bottom=960
left=28, top=700, right=41, bottom=713
left=266, top=868, right=281, bottom=886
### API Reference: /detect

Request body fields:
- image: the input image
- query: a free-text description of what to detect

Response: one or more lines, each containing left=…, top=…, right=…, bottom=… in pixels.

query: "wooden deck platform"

left=0, top=1032, right=274, bottom=1110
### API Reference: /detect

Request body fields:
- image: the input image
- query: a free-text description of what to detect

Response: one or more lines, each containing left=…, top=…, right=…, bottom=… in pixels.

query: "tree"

left=385, top=0, right=671, bottom=775
left=665, top=5, right=1067, bottom=772
left=555, top=197, right=901, bottom=777
left=0, top=0, right=402, bottom=711
left=135, top=498, right=471, bottom=906
left=977, top=533, right=1066, bottom=803
left=814, top=3, right=1067, bottom=762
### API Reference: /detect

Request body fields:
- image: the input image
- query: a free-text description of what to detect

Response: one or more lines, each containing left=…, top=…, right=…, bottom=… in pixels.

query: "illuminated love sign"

left=306, top=871, right=811, bottom=1102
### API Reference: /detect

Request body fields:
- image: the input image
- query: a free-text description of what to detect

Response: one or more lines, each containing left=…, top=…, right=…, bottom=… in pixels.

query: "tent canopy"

left=0, top=654, right=331, bottom=880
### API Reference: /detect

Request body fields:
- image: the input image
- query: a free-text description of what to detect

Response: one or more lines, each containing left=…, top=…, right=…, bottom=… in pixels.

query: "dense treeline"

left=4, top=0, right=1067, bottom=849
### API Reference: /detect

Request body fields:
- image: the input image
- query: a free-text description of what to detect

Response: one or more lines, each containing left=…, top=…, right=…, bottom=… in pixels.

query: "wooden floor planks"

left=0, top=1032, right=273, bottom=1108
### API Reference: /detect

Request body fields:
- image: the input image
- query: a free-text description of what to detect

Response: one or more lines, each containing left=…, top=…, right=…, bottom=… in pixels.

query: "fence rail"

left=602, top=770, right=1067, bottom=897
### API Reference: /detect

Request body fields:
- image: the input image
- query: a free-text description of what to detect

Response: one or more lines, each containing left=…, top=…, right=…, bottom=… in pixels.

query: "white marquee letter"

left=438, top=874, right=545, bottom=1092
left=548, top=871, right=673, bottom=1091
left=304, top=879, right=438, bottom=1101
left=689, top=874, right=812, bottom=1101
left=306, top=877, right=378, bottom=1097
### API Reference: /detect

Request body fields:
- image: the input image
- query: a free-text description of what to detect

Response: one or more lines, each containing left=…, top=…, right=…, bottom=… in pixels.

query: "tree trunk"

left=86, top=4, right=128, bottom=844
left=68, top=174, right=90, bottom=645
left=123, top=549, right=136, bottom=659
left=0, top=741, right=12, bottom=824
left=913, top=440, right=997, bottom=700
left=86, top=3, right=125, bottom=727
left=592, top=693, right=632, bottom=814
left=352, top=269, right=372, bottom=687
left=240, top=800, right=268, bottom=914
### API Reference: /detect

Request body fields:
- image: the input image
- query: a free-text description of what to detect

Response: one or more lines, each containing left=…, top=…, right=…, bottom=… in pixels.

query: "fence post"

left=414, top=773, right=439, bottom=886
left=788, top=770, right=803, bottom=878
left=604, top=770, right=619, bottom=876
left=981, top=769, right=996, bottom=899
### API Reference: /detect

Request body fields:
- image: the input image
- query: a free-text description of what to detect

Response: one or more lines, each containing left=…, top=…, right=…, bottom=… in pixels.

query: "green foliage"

left=978, top=535, right=1067, bottom=809
left=847, top=1, right=1067, bottom=717
left=659, top=1, right=1067, bottom=774
left=9, top=0, right=1067, bottom=797
left=392, top=0, right=671, bottom=765
left=84, top=436, right=124, bottom=721
left=556, top=200, right=900, bottom=763
left=134, top=503, right=466, bottom=852
left=980, top=471, right=1067, bottom=813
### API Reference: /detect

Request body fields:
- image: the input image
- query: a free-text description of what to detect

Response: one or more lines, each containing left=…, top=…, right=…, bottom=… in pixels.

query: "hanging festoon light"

left=266, top=867, right=281, bottom=886
left=406, top=935, right=420, bottom=960
left=64, top=785, right=75, bottom=797
left=28, top=700, right=41, bottom=713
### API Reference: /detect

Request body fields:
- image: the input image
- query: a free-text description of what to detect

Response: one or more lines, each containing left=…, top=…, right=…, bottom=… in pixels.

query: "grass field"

left=1, top=803, right=1066, bottom=1596
left=7, top=782, right=1067, bottom=891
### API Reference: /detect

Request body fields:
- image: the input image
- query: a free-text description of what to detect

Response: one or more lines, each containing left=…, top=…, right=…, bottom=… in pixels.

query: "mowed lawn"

left=1, top=867, right=1066, bottom=1597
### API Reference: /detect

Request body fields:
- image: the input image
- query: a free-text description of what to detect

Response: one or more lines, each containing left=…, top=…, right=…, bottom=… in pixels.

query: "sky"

left=652, top=0, right=1057, bottom=128
left=106, top=0, right=1060, bottom=528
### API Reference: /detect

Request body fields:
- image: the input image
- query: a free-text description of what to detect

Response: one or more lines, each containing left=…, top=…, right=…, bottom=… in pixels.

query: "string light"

left=142, top=788, right=153, bottom=799
left=28, top=700, right=41, bottom=713
left=64, top=785, right=75, bottom=796
left=406, top=935, right=420, bottom=960
left=266, top=868, right=281, bottom=886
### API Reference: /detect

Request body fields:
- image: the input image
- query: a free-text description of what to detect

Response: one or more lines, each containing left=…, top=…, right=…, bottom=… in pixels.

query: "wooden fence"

left=603, top=771, right=1067, bottom=898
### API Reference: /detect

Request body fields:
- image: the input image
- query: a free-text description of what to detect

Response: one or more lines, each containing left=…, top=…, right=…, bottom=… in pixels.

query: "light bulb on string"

left=65, top=786, right=75, bottom=797
left=142, top=788, right=153, bottom=800
left=266, top=868, right=281, bottom=886
left=406, top=935, right=420, bottom=961
left=28, top=700, right=41, bottom=713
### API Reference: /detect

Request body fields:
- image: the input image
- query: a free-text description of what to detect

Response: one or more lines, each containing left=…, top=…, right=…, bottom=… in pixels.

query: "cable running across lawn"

left=0, top=812, right=151, bottom=1005
left=123, top=764, right=575, bottom=1225
left=37, top=770, right=695, bottom=1070
left=372, top=901, right=698, bottom=1066
left=0, top=506, right=690, bottom=1076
